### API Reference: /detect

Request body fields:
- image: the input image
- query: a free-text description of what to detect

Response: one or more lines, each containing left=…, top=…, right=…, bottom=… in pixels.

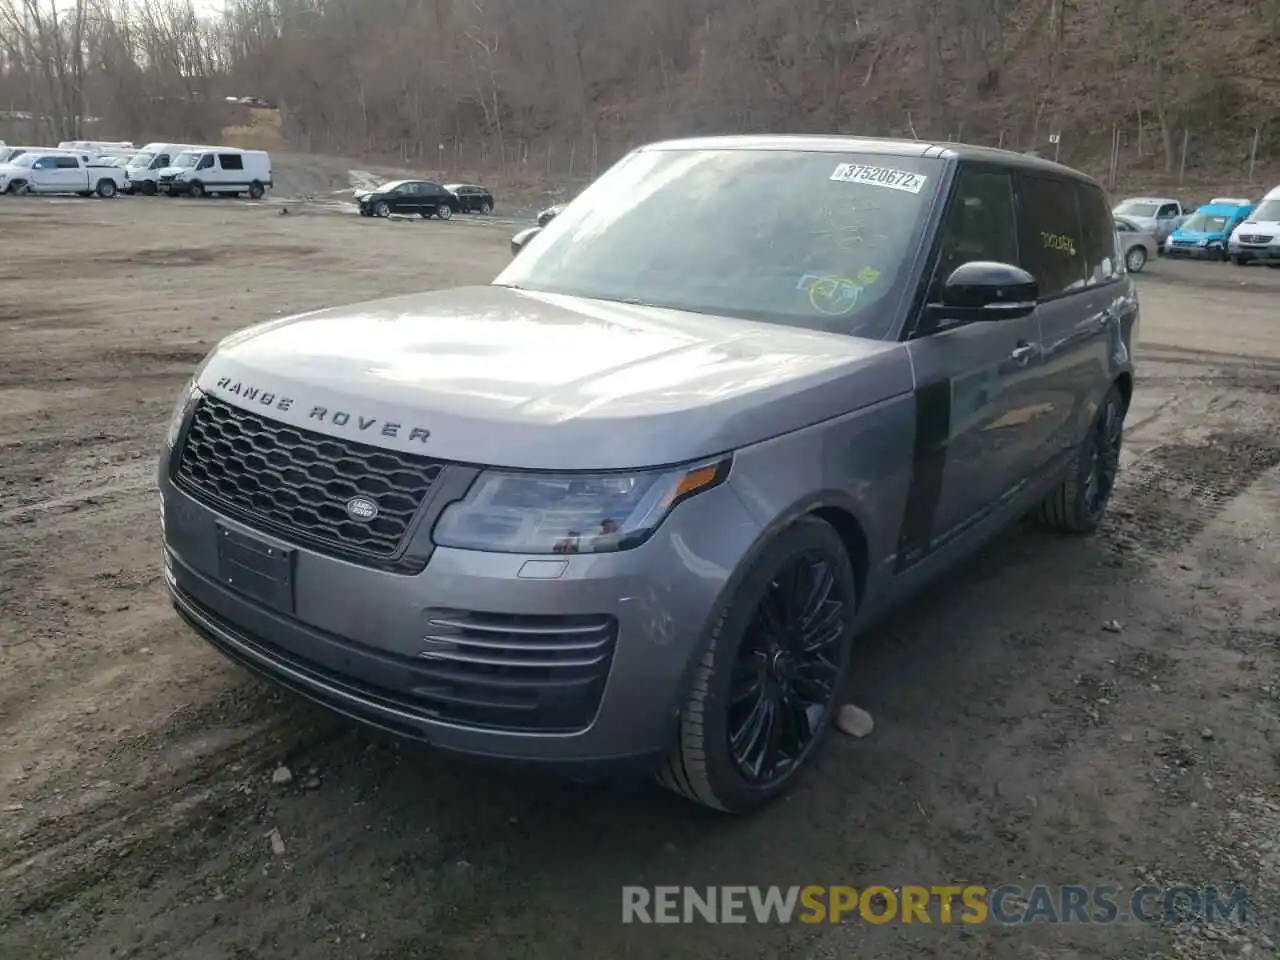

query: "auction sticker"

left=830, top=163, right=928, bottom=194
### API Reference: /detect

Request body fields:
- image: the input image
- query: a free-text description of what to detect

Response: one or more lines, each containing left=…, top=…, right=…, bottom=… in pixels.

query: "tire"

left=95, top=179, right=117, bottom=198
left=248, top=181, right=264, bottom=200
left=1268, top=263, right=1280, bottom=270
left=1036, top=383, right=1127, bottom=534
left=656, top=516, right=857, bottom=813
left=1231, top=255, right=1247, bottom=266
left=1124, top=246, right=1147, bottom=273
left=374, top=201, right=390, bottom=218
left=166, top=189, right=178, bottom=197
left=436, top=202, right=453, bottom=220
left=141, top=181, right=156, bottom=196
left=188, top=181, right=205, bottom=198
left=419, top=210, right=431, bottom=219
left=479, top=200, right=493, bottom=215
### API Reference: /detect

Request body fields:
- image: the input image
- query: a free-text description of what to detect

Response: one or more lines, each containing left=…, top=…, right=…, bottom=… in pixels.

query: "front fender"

left=727, top=389, right=916, bottom=616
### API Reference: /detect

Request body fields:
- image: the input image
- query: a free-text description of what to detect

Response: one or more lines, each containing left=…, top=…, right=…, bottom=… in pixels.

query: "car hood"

left=196, top=285, right=912, bottom=471
left=1234, top=220, right=1280, bottom=232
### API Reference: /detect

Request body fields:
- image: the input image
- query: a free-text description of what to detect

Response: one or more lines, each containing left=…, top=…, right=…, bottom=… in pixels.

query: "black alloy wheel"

left=657, top=516, right=857, bottom=812
left=727, top=552, right=849, bottom=784
left=1082, top=389, right=1123, bottom=522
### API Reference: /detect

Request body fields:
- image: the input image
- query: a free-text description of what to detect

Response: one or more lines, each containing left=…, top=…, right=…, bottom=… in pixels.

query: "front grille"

left=1172, top=239, right=1196, bottom=246
left=412, top=610, right=617, bottom=731
left=1239, top=234, right=1273, bottom=245
left=173, top=394, right=444, bottom=571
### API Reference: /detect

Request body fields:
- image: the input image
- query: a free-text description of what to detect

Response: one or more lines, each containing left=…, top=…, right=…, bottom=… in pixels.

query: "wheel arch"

left=666, top=489, right=874, bottom=722
left=1115, top=370, right=1133, bottom=411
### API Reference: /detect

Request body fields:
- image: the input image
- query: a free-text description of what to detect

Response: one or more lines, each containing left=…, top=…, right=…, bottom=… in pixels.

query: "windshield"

left=1250, top=199, right=1280, bottom=221
left=172, top=151, right=202, bottom=168
left=10, top=153, right=37, bottom=168
left=1115, top=201, right=1159, bottom=217
left=128, top=151, right=154, bottom=168
left=496, top=148, right=942, bottom=339
left=1182, top=213, right=1230, bottom=233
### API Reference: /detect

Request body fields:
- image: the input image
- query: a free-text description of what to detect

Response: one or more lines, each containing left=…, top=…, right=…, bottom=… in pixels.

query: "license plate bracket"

left=215, top=523, right=294, bottom=614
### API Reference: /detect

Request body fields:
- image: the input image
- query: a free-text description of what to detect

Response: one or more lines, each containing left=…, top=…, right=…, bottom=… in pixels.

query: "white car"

left=0, top=151, right=127, bottom=197
left=1228, top=184, right=1280, bottom=267
left=156, top=146, right=273, bottom=199
left=124, top=143, right=202, bottom=195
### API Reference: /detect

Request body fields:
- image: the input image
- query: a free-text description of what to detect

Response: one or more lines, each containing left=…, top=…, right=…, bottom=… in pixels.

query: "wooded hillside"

left=2, top=0, right=1278, bottom=184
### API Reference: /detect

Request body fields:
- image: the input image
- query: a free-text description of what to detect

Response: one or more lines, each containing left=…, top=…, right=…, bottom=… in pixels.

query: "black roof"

left=639, top=134, right=1101, bottom=187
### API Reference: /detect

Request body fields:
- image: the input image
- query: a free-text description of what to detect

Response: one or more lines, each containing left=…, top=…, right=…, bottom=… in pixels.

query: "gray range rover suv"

left=160, top=136, right=1138, bottom=813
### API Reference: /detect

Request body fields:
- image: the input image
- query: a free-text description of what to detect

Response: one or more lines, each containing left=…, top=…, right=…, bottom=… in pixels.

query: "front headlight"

left=432, top=457, right=732, bottom=554
left=165, top=379, right=202, bottom=446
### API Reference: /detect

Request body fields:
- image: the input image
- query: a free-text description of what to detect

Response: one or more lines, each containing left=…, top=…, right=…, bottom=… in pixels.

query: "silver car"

left=1114, top=216, right=1158, bottom=272
left=160, top=136, right=1138, bottom=813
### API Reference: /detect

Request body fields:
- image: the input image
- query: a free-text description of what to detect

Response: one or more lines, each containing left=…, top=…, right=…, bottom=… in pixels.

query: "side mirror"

left=939, top=261, right=1038, bottom=318
left=510, top=226, right=542, bottom=256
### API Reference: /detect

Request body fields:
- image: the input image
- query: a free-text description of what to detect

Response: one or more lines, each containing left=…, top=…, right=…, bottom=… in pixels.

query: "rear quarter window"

left=1075, top=184, right=1121, bottom=285
left=1019, top=174, right=1087, bottom=297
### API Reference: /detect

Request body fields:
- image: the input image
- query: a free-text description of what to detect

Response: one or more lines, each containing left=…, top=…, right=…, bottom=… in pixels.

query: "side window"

left=1158, top=203, right=1179, bottom=218
left=1019, top=175, right=1086, bottom=297
left=196, top=154, right=214, bottom=170
left=154, top=154, right=169, bottom=168
left=422, top=181, right=441, bottom=193
left=219, top=153, right=244, bottom=170
left=929, top=166, right=1020, bottom=299
left=1076, top=184, right=1119, bottom=285
left=33, top=157, right=56, bottom=169
left=56, top=156, right=81, bottom=169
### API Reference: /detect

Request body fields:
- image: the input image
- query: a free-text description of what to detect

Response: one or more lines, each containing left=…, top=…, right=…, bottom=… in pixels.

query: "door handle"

left=1009, top=343, right=1036, bottom=365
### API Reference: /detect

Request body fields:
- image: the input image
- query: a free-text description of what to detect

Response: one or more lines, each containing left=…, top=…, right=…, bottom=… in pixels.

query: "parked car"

left=160, top=135, right=1137, bottom=813
left=1164, top=198, right=1255, bottom=261
left=1228, top=184, right=1280, bottom=267
left=0, top=145, right=92, bottom=165
left=1113, top=216, right=1158, bottom=273
left=0, top=151, right=126, bottom=196
left=444, top=183, right=495, bottom=214
left=158, top=147, right=272, bottom=198
left=124, top=142, right=201, bottom=195
left=1111, top=196, right=1188, bottom=245
left=536, top=203, right=566, bottom=227
left=356, top=180, right=458, bottom=219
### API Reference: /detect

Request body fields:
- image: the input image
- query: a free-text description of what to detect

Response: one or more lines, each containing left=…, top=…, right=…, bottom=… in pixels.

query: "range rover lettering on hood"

left=213, top=377, right=431, bottom=442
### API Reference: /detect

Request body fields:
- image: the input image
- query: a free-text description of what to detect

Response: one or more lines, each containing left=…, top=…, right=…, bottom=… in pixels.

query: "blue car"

left=1164, top=198, right=1256, bottom=260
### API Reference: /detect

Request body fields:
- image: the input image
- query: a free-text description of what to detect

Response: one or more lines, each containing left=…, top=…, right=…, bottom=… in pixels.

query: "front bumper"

left=1228, top=242, right=1280, bottom=263
left=1163, top=242, right=1224, bottom=260
left=159, top=460, right=762, bottom=767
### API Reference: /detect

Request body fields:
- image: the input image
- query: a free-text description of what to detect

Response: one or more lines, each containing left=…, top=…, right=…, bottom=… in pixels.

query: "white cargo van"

left=124, top=142, right=199, bottom=195
left=1228, top=184, right=1280, bottom=268
left=157, top=146, right=272, bottom=199
left=57, top=140, right=134, bottom=156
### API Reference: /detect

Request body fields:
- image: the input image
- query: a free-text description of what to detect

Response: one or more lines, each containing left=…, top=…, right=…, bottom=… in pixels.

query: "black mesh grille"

left=173, top=394, right=443, bottom=570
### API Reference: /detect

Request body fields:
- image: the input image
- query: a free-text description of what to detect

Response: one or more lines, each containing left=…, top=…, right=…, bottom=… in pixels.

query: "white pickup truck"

left=0, top=151, right=127, bottom=197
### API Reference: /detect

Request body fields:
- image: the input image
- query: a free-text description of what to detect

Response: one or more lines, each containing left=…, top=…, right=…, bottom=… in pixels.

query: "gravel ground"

left=0, top=195, right=1278, bottom=960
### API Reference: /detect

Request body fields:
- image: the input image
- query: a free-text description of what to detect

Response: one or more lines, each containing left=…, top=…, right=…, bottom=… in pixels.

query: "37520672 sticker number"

left=829, top=163, right=929, bottom=194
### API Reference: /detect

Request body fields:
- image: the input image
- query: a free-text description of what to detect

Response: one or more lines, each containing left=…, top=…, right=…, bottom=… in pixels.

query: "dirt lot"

left=1, top=195, right=1278, bottom=960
